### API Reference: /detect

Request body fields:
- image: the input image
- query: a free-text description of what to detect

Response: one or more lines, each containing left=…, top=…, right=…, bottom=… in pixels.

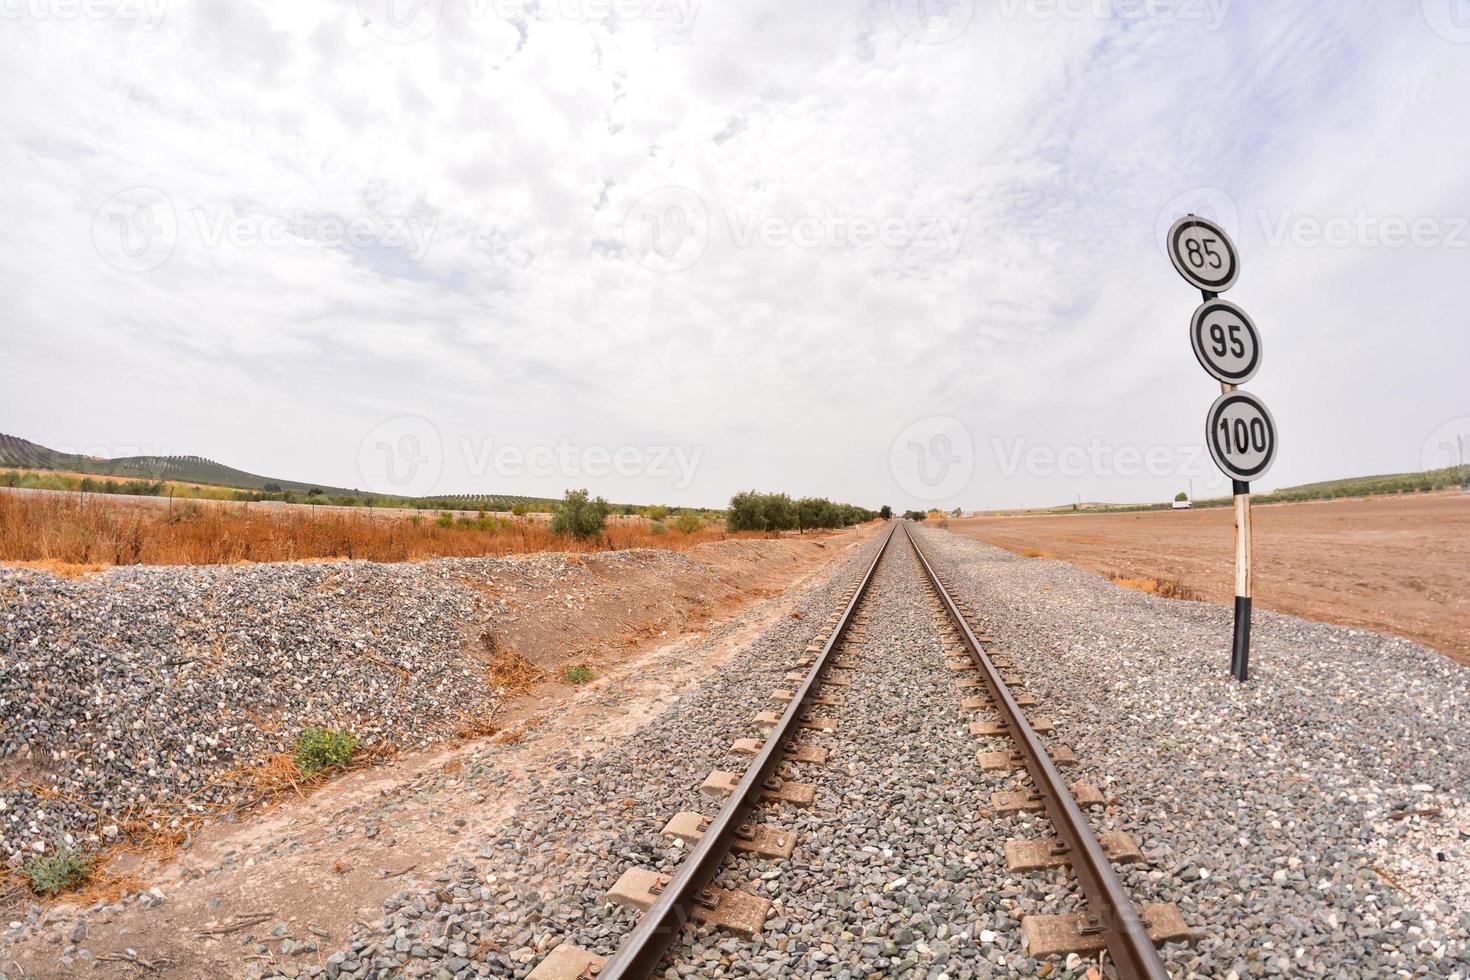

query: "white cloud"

left=0, top=0, right=1465, bottom=509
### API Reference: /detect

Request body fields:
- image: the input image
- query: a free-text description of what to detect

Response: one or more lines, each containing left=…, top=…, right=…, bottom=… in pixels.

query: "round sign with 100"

left=1206, top=389, right=1277, bottom=483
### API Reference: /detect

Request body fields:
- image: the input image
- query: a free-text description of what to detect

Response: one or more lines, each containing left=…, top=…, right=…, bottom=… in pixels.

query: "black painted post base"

left=1231, top=595, right=1252, bottom=682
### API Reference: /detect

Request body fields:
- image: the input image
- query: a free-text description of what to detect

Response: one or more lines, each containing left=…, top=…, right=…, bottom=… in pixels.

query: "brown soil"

left=945, top=492, right=1470, bottom=665
left=3, top=525, right=879, bottom=978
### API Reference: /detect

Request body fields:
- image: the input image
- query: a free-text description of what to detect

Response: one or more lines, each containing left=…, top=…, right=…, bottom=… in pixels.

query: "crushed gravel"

left=911, top=524, right=1470, bottom=979
left=313, top=532, right=893, bottom=980
left=0, top=549, right=715, bottom=873
left=7, top=521, right=1465, bottom=980
left=314, top=525, right=1469, bottom=980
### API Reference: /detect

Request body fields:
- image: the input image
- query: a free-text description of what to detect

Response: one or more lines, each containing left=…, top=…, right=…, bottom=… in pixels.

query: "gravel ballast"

left=6, top=522, right=1465, bottom=979
left=315, top=526, right=1467, bottom=980
left=911, top=525, right=1470, bottom=978
left=0, top=548, right=732, bottom=871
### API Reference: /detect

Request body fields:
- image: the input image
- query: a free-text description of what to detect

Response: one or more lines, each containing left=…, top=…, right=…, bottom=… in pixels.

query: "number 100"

left=1220, top=417, right=1268, bottom=455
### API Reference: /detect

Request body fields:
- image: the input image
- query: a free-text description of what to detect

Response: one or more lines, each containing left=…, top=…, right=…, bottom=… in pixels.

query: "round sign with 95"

left=1190, top=299, right=1262, bottom=385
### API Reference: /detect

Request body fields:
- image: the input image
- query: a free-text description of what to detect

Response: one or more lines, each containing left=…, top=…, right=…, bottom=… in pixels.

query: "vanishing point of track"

left=527, top=521, right=1193, bottom=979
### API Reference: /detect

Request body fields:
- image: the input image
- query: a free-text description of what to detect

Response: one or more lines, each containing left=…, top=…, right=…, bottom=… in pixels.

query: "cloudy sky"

left=2, top=0, right=1467, bottom=510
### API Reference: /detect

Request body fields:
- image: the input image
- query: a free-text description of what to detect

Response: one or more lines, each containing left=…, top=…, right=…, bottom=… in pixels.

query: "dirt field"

left=944, top=492, right=1470, bottom=666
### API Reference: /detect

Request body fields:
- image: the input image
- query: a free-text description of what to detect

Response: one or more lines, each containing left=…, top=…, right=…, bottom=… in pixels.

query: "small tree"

left=763, top=493, right=798, bottom=532
left=674, top=511, right=703, bottom=534
left=1175, top=491, right=1189, bottom=502
left=879, top=505, right=892, bottom=520
left=551, top=488, right=611, bottom=540
left=645, top=505, right=670, bottom=522
left=726, top=491, right=766, bottom=532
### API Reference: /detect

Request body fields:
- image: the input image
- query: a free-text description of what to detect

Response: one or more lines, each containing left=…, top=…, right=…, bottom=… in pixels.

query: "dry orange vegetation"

left=0, top=492, right=762, bottom=568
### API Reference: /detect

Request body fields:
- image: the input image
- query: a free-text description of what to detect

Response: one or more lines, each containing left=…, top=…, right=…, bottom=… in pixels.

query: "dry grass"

left=4, top=558, right=110, bottom=577
left=1112, top=575, right=1196, bottom=601
left=0, top=493, right=762, bottom=568
left=482, top=632, right=546, bottom=695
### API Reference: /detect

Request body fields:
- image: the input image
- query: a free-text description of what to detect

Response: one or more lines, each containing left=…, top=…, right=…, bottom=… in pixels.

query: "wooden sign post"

left=1167, top=215, right=1277, bottom=682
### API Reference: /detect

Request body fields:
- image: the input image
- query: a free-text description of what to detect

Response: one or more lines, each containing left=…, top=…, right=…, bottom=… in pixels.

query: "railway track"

left=527, top=521, right=1193, bottom=979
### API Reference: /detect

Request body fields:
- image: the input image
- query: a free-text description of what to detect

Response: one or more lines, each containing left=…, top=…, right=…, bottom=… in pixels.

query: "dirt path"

left=2, top=527, right=878, bottom=978
left=945, top=493, right=1470, bottom=665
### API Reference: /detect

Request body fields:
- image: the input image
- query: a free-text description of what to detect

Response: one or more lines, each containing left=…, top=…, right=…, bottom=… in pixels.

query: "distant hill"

left=1261, top=468, right=1467, bottom=502
left=979, top=463, right=1469, bottom=517
left=0, top=433, right=362, bottom=496
left=0, top=433, right=558, bottom=510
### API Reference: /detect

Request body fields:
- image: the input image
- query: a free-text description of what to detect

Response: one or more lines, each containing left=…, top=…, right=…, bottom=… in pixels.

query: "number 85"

left=1185, top=236, right=1223, bottom=270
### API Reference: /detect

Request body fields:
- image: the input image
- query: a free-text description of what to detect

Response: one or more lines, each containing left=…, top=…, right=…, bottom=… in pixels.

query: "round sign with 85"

left=1206, top=390, right=1277, bottom=483
left=1190, top=299, right=1262, bottom=385
left=1168, top=214, right=1240, bottom=293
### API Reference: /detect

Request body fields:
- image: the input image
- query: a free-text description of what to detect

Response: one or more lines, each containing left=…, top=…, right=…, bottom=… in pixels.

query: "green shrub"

left=550, top=489, right=611, bottom=540
left=564, top=665, right=595, bottom=684
left=435, top=512, right=454, bottom=528
left=673, top=512, right=703, bottom=534
left=23, top=842, right=93, bottom=896
left=294, top=727, right=358, bottom=776
left=649, top=521, right=667, bottom=535
left=730, top=492, right=875, bottom=532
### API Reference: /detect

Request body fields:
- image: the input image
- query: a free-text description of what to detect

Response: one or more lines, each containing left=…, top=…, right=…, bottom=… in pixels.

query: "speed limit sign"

left=1168, top=215, right=1239, bottom=293
left=1190, top=299, right=1262, bottom=385
left=1206, top=389, right=1278, bottom=482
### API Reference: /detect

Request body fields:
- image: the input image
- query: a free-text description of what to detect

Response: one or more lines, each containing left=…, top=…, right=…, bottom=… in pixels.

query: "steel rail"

left=597, top=521, right=900, bottom=980
left=904, top=523, right=1169, bottom=980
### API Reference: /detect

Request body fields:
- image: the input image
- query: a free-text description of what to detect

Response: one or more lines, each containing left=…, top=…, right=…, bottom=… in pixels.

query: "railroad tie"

left=730, top=737, right=828, bottom=766
left=526, top=944, right=607, bottom=980
left=769, top=689, right=844, bottom=708
left=661, top=812, right=796, bottom=860
left=963, top=693, right=1039, bottom=710
left=700, top=769, right=816, bottom=806
left=604, top=868, right=771, bottom=936
left=992, top=781, right=1105, bottom=814
left=753, top=710, right=837, bottom=732
left=978, top=744, right=1079, bottom=771
left=971, top=716, right=1056, bottom=737
left=1004, top=831, right=1144, bottom=872
left=1022, top=904, right=1194, bottom=958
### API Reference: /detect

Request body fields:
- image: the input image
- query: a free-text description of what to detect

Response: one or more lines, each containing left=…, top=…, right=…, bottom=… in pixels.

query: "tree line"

left=725, top=491, right=878, bottom=532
